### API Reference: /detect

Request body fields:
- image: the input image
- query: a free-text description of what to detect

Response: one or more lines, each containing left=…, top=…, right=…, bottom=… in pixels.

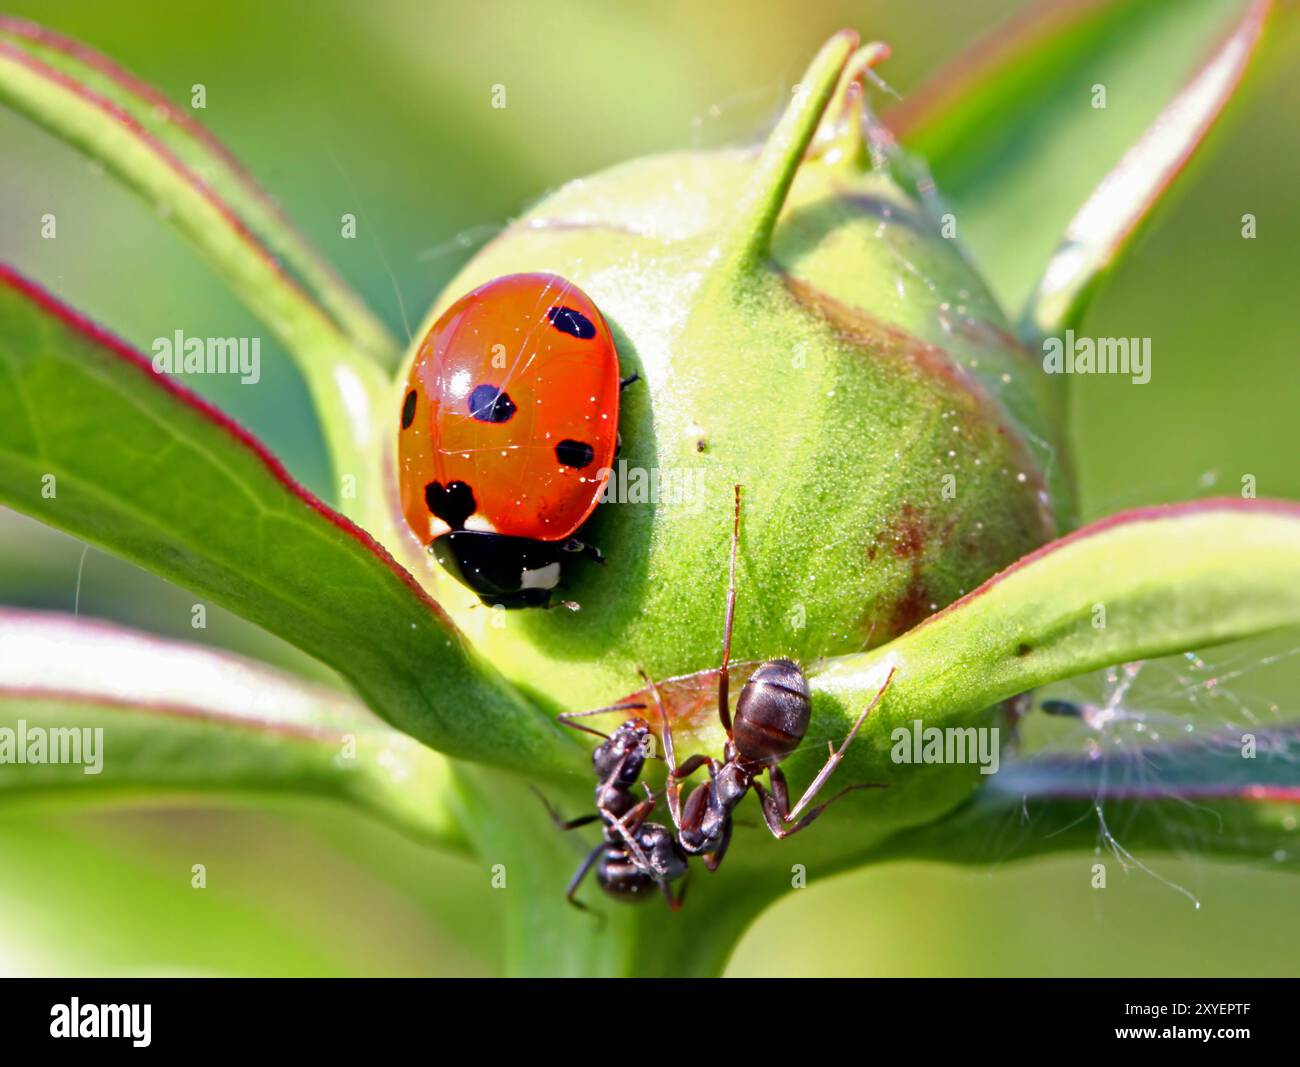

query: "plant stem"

left=448, top=764, right=774, bottom=977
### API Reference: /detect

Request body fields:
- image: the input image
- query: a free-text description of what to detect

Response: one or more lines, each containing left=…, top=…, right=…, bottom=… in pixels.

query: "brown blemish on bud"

left=888, top=502, right=929, bottom=559
left=865, top=503, right=952, bottom=640
left=890, top=571, right=934, bottom=636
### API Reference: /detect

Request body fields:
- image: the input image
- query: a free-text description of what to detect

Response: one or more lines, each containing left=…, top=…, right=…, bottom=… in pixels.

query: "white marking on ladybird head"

left=520, top=561, right=561, bottom=591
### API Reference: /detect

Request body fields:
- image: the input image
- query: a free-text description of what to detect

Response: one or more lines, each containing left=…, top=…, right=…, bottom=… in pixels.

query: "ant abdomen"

left=732, top=657, right=811, bottom=766
left=595, top=850, right=656, bottom=901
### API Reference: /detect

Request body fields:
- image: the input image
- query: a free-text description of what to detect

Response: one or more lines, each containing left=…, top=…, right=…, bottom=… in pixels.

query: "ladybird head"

left=430, top=531, right=562, bottom=609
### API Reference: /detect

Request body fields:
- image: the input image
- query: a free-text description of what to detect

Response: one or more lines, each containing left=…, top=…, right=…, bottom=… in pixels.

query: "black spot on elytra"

left=425, top=480, right=476, bottom=529
left=468, top=384, right=516, bottom=423
left=555, top=439, right=595, bottom=469
left=401, top=389, right=418, bottom=429
left=547, top=305, right=596, bottom=340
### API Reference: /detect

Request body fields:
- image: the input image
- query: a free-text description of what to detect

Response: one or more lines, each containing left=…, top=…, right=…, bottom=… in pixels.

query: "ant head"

left=611, top=716, right=653, bottom=750
left=592, top=716, right=653, bottom=783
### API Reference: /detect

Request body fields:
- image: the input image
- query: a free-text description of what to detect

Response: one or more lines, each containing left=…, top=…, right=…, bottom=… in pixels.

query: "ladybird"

left=398, top=272, right=623, bottom=608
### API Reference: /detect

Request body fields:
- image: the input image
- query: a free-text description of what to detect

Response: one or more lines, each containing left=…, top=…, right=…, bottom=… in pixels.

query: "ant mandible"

left=534, top=709, right=689, bottom=912
left=644, top=484, right=896, bottom=872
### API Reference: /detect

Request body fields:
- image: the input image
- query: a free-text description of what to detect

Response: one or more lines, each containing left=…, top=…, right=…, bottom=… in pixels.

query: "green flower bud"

left=395, top=31, right=1073, bottom=717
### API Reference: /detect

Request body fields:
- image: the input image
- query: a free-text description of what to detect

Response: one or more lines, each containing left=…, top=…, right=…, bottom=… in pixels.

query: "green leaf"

left=0, top=609, right=466, bottom=851
left=887, top=0, right=1272, bottom=326
left=877, top=725, right=1300, bottom=873
left=0, top=17, right=394, bottom=494
left=0, top=267, right=571, bottom=773
left=815, top=497, right=1300, bottom=716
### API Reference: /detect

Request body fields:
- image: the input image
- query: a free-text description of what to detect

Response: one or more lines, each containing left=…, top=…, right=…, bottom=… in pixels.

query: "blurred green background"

left=1, top=0, right=1297, bottom=976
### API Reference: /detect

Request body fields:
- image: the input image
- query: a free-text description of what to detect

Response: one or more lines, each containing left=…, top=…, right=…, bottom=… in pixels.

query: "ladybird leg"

left=562, top=538, right=605, bottom=565
left=619, top=371, right=640, bottom=390
left=782, top=666, right=896, bottom=825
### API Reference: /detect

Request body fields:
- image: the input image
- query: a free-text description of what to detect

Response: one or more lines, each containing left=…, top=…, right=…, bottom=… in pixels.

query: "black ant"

left=534, top=709, right=689, bottom=912
left=644, top=484, right=896, bottom=872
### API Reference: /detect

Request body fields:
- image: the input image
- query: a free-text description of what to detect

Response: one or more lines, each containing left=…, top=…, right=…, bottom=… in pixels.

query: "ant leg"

left=674, top=779, right=713, bottom=853
left=530, top=786, right=600, bottom=831
left=639, top=667, right=687, bottom=828
left=638, top=668, right=675, bottom=767
left=783, top=666, right=897, bottom=824
left=754, top=774, right=883, bottom=842
left=659, top=870, right=689, bottom=912
left=755, top=773, right=885, bottom=839
left=556, top=701, right=646, bottom=742
left=565, top=842, right=606, bottom=915
left=619, top=793, right=657, bottom=833
left=673, top=754, right=713, bottom=778
left=664, top=754, right=713, bottom=833
left=640, top=666, right=718, bottom=830
left=607, top=796, right=658, bottom=872
left=717, top=484, right=742, bottom=737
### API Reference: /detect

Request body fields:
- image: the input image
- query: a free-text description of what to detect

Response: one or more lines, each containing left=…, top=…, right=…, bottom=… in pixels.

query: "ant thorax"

left=713, top=760, right=751, bottom=806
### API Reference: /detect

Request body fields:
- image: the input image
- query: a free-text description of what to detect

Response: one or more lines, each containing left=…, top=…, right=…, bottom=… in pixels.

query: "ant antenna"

left=638, top=666, right=675, bottom=769
left=557, top=701, right=647, bottom=741
left=718, top=484, right=742, bottom=736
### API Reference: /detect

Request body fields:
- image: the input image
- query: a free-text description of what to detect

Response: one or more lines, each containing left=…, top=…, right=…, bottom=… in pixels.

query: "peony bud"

left=395, top=32, right=1072, bottom=714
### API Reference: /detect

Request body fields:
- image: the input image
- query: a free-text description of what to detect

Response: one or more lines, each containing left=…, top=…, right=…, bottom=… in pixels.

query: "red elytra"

left=398, top=272, right=622, bottom=607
